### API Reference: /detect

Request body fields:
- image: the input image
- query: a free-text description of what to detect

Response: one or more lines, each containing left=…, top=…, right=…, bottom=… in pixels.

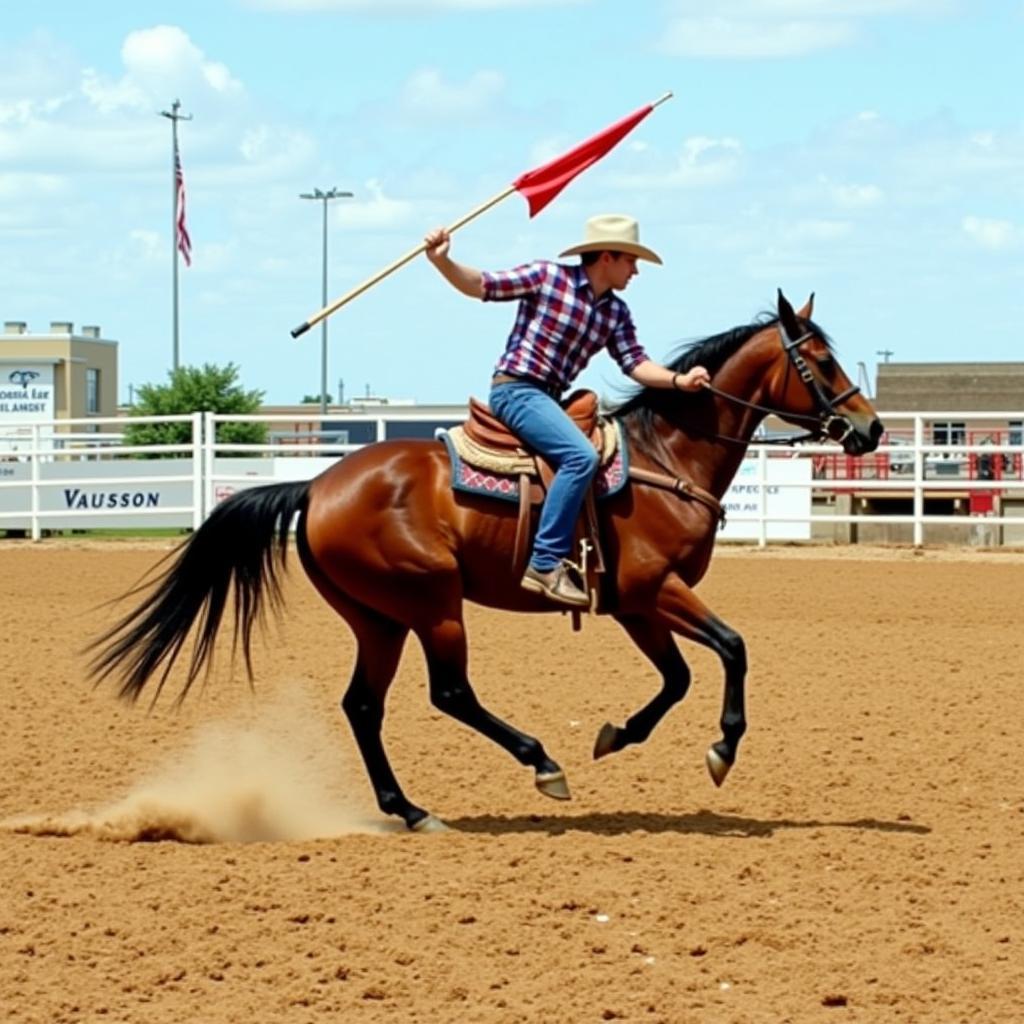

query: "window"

left=1009, top=421, right=1023, bottom=447
left=932, top=421, right=965, bottom=446
left=86, top=368, right=100, bottom=414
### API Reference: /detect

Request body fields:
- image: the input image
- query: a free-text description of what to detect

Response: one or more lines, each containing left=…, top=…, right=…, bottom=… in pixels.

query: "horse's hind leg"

left=593, top=613, right=692, bottom=759
left=299, top=537, right=442, bottom=831
left=339, top=608, right=448, bottom=831
left=416, top=608, right=571, bottom=801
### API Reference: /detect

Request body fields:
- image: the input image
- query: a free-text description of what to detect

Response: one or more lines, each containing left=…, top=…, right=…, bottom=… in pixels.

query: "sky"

left=2, top=0, right=1022, bottom=407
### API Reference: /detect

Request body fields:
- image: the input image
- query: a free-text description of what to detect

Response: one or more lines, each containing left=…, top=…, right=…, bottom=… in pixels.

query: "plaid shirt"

left=482, top=260, right=649, bottom=392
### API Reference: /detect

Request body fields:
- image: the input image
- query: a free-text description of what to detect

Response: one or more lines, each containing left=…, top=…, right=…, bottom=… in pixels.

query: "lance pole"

left=291, top=185, right=515, bottom=339
left=291, top=91, right=674, bottom=339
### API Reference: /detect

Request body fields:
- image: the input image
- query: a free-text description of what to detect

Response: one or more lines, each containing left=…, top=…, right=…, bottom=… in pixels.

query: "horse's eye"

left=815, top=355, right=835, bottom=373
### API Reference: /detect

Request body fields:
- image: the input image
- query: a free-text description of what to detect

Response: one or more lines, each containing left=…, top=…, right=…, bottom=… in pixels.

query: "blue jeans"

left=489, top=381, right=600, bottom=573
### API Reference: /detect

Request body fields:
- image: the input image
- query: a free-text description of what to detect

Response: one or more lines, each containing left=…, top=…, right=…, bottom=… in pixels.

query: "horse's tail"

left=89, top=480, right=311, bottom=705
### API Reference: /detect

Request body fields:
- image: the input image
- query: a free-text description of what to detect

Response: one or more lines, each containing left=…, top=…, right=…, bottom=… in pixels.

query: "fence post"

left=30, top=423, right=41, bottom=542
left=203, top=411, right=215, bottom=525
left=757, top=447, right=768, bottom=548
left=913, top=415, right=924, bottom=547
left=192, top=411, right=204, bottom=530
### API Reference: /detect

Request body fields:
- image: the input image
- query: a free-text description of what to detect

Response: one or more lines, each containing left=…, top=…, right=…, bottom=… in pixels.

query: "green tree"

left=300, top=393, right=333, bottom=404
left=124, top=363, right=267, bottom=455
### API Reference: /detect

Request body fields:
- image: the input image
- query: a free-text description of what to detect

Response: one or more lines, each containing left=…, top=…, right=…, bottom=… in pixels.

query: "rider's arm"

left=607, top=306, right=711, bottom=391
left=424, top=227, right=548, bottom=302
left=630, top=360, right=711, bottom=392
left=424, top=228, right=484, bottom=298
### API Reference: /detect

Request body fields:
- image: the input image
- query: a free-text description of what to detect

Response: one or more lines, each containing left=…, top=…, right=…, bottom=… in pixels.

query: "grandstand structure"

left=812, top=362, right=1024, bottom=544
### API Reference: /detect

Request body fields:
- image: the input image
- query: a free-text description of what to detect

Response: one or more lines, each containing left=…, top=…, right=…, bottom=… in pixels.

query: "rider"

left=425, top=213, right=710, bottom=609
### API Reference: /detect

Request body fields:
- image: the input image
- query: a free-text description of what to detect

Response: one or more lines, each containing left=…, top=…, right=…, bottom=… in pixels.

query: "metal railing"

left=0, top=414, right=203, bottom=540
left=1, top=410, right=1022, bottom=546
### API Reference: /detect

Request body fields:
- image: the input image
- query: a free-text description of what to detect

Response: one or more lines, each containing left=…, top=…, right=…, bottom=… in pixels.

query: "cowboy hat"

left=559, top=214, right=662, bottom=265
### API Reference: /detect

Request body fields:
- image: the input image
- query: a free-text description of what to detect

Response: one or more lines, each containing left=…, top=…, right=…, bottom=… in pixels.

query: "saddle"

left=464, top=390, right=601, bottom=452
left=453, top=389, right=613, bottom=625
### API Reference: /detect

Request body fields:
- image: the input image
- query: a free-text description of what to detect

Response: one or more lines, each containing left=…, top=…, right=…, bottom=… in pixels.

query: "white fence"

left=1, top=410, right=1022, bottom=546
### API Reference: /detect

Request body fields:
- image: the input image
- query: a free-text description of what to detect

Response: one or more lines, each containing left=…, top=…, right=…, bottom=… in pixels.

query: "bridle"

left=700, top=320, right=860, bottom=446
left=626, top=318, right=861, bottom=527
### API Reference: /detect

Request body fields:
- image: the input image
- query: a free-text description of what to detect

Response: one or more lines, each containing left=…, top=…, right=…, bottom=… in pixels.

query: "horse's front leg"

left=594, top=613, right=692, bottom=759
left=657, top=574, right=748, bottom=785
left=599, top=574, right=747, bottom=786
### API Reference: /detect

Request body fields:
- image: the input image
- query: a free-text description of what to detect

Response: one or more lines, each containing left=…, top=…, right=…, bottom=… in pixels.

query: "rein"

left=698, top=327, right=861, bottom=447
left=698, top=381, right=821, bottom=446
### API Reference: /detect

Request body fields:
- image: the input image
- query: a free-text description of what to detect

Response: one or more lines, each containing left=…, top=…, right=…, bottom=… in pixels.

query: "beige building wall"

left=0, top=321, right=119, bottom=431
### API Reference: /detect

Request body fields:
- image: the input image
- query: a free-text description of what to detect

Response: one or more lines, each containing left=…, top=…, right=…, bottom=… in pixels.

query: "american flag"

left=175, top=142, right=192, bottom=267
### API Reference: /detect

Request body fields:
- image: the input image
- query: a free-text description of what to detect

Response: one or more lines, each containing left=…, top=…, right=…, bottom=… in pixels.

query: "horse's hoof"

left=410, top=814, right=450, bottom=833
left=536, top=769, right=572, bottom=801
left=705, top=747, right=732, bottom=788
left=593, top=722, right=620, bottom=760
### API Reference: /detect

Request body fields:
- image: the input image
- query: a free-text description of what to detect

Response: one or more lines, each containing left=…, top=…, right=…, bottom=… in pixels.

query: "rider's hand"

left=424, top=227, right=450, bottom=264
left=675, top=366, right=711, bottom=391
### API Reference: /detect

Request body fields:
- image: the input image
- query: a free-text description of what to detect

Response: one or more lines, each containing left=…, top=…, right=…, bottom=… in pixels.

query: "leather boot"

left=521, top=561, right=589, bottom=609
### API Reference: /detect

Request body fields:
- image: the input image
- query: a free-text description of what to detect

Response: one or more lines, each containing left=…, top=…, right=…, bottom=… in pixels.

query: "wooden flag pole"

left=291, top=185, right=516, bottom=338
left=290, top=91, right=673, bottom=339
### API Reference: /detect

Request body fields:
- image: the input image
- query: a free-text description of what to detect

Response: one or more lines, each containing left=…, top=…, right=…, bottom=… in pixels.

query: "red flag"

left=175, top=141, right=192, bottom=267
left=512, top=102, right=654, bottom=218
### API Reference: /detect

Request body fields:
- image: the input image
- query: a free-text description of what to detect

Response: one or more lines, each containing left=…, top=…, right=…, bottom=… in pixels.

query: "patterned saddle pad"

left=439, top=419, right=629, bottom=504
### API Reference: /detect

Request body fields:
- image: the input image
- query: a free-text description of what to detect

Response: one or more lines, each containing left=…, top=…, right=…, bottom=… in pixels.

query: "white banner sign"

left=721, top=456, right=812, bottom=540
left=0, top=364, right=55, bottom=424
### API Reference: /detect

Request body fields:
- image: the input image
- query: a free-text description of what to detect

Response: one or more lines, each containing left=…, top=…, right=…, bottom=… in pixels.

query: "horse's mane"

left=608, top=311, right=833, bottom=448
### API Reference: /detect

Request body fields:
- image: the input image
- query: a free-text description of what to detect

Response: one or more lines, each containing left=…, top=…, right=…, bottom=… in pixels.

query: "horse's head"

left=761, top=290, right=883, bottom=455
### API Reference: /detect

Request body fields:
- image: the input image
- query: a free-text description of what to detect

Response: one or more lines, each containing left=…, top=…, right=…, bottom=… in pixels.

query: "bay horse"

left=90, top=291, right=882, bottom=832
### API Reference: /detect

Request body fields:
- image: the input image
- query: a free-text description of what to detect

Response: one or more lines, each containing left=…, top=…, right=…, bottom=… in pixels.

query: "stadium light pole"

left=300, top=187, right=353, bottom=415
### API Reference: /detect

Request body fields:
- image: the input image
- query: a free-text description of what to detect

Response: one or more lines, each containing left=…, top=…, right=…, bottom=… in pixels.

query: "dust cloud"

left=4, top=688, right=388, bottom=843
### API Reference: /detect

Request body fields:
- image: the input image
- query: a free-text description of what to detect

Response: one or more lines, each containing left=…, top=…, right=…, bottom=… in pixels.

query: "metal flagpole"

left=160, top=99, right=192, bottom=372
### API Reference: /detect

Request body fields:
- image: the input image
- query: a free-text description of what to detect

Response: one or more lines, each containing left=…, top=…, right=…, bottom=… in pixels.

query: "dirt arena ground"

left=1, top=542, right=1022, bottom=1023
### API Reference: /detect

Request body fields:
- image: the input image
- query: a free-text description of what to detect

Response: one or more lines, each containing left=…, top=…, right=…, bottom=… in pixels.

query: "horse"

left=90, top=290, right=882, bottom=832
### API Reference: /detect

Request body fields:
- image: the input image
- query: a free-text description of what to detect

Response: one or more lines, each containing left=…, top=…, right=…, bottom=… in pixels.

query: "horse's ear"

left=796, top=292, right=815, bottom=320
left=777, top=289, right=800, bottom=339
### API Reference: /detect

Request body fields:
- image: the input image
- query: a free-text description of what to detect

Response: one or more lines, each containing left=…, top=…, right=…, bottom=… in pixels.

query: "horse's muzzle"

left=840, top=416, right=884, bottom=456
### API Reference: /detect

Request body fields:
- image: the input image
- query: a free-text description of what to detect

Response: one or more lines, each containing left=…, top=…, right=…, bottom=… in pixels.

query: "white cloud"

left=832, top=182, right=885, bottom=208
left=60, top=26, right=243, bottom=126
left=332, top=179, right=415, bottom=230
left=0, top=172, right=68, bottom=200
left=120, top=26, right=242, bottom=96
left=399, top=68, right=504, bottom=119
left=128, top=229, right=162, bottom=265
left=611, top=136, right=743, bottom=190
left=190, top=240, right=237, bottom=273
left=659, top=0, right=959, bottom=58
left=0, top=27, right=304, bottom=178
left=243, top=0, right=582, bottom=10
left=962, top=216, right=1017, bottom=250
left=0, top=32, right=79, bottom=103
left=80, top=68, right=149, bottom=115
left=787, top=218, right=853, bottom=242
left=665, top=0, right=954, bottom=17
left=660, top=16, right=855, bottom=58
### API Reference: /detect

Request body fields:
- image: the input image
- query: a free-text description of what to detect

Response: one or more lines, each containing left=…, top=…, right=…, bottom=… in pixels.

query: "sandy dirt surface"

left=1, top=543, right=1022, bottom=1023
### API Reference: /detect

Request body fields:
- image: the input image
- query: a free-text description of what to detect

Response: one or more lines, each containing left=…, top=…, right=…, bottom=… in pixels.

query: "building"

left=819, top=362, right=1024, bottom=544
left=875, top=362, right=1024, bottom=447
left=0, top=320, right=119, bottom=435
